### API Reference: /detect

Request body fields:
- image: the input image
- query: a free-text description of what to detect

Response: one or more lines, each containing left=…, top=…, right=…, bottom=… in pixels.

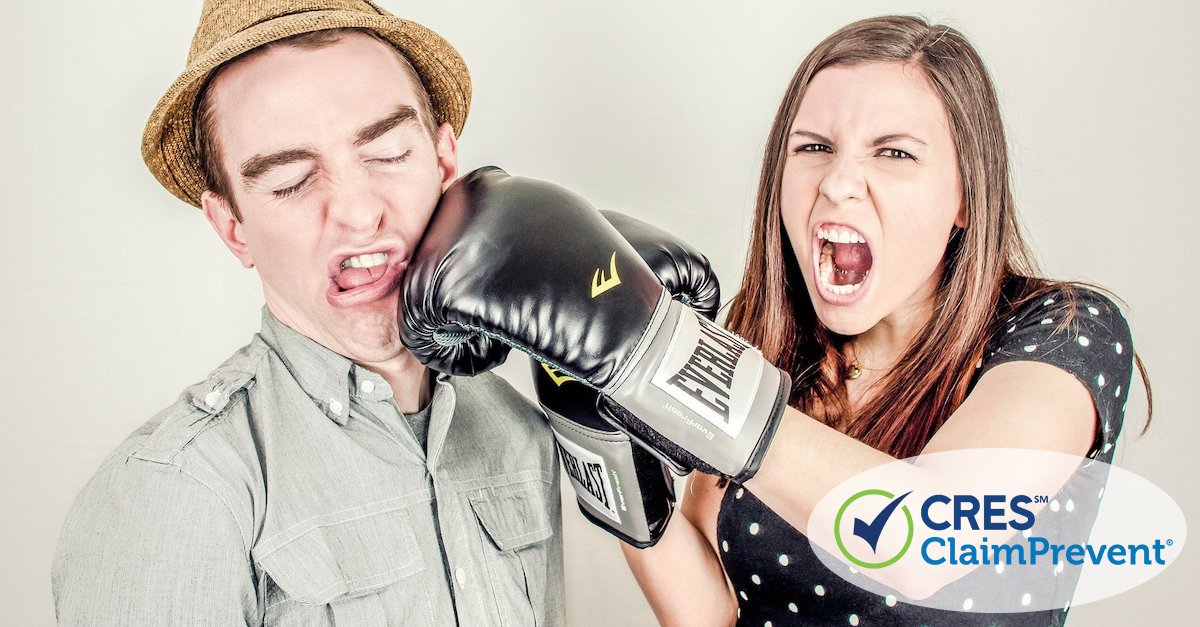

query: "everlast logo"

left=556, top=441, right=610, bottom=510
left=665, top=320, right=747, bottom=424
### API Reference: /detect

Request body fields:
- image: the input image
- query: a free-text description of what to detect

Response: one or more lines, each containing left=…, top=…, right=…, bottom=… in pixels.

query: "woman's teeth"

left=343, top=253, right=388, bottom=269
left=817, top=227, right=865, bottom=244
left=818, top=241, right=868, bottom=296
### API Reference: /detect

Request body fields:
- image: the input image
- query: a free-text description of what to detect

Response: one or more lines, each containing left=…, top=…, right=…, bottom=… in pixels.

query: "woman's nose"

left=817, top=155, right=867, bottom=206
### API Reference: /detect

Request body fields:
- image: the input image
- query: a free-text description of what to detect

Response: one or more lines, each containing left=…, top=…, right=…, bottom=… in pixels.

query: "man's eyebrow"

left=240, top=148, right=318, bottom=185
left=353, top=105, right=420, bottom=147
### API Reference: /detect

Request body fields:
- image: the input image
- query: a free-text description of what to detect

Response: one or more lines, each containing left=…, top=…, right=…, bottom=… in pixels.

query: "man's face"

left=201, top=32, right=457, bottom=365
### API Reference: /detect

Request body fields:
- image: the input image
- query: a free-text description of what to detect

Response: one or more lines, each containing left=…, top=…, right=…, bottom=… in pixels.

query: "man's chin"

left=317, top=307, right=404, bottom=360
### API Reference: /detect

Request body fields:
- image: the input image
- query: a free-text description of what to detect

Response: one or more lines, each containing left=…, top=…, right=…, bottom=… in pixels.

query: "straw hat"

left=142, top=0, right=471, bottom=207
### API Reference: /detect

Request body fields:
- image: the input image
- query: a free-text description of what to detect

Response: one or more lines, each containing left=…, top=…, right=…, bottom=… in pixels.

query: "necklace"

left=844, top=342, right=884, bottom=381
left=846, top=358, right=862, bottom=380
left=845, top=341, right=862, bottom=380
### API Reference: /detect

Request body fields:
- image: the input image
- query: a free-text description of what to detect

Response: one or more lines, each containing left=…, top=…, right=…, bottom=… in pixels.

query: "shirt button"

left=329, top=399, right=344, bottom=416
left=359, top=380, right=375, bottom=394
left=203, top=391, right=221, bottom=408
left=455, top=567, right=467, bottom=586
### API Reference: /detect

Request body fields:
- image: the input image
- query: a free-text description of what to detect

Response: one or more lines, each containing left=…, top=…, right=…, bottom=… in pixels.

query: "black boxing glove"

left=535, top=210, right=720, bottom=547
left=402, top=167, right=789, bottom=482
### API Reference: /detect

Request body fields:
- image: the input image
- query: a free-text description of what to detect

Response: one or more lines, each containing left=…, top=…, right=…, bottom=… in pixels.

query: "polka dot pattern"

left=978, top=287, right=1131, bottom=462
left=715, top=286, right=1133, bottom=625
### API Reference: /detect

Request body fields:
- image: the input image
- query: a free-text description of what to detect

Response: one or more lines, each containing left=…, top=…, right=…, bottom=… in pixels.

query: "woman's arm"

left=751, top=361, right=1094, bottom=529
left=621, top=472, right=737, bottom=626
left=743, top=360, right=1096, bottom=598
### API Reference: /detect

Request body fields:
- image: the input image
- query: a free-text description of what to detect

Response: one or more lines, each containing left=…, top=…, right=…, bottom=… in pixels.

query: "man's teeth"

left=817, top=227, right=865, bottom=244
left=343, top=253, right=388, bottom=269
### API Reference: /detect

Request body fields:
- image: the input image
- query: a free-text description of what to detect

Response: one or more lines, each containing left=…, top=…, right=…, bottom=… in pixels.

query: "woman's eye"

left=879, top=147, right=915, bottom=160
left=371, top=149, right=412, bottom=165
left=794, top=143, right=832, bottom=154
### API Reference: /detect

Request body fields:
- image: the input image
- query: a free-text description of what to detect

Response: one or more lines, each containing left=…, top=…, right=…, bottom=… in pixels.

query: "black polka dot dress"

left=718, top=286, right=1134, bottom=626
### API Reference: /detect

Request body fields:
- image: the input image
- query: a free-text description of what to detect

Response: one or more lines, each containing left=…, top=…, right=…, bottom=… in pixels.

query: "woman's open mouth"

left=814, top=225, right=873, bottom=303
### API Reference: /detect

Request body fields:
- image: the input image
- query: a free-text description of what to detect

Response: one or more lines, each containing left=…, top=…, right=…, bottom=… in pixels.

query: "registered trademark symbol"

left=1167, top=539, right=1174, bottom=546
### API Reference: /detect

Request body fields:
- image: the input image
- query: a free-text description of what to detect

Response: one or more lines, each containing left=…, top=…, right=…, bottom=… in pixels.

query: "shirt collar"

left=257, top=307, right=400, bottom=425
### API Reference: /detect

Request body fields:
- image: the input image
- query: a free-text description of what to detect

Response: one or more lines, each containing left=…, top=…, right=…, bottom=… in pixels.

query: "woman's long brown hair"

left=726, top=15, right=1150, bottom=459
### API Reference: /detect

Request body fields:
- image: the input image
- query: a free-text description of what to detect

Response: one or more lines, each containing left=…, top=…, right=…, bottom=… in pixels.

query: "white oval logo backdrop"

left=806, top=448, right=1185, bottom=613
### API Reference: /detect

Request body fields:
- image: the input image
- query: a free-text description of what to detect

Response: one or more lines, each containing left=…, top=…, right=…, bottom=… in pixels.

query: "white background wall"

left=2, top=1, right=1196, bottom=624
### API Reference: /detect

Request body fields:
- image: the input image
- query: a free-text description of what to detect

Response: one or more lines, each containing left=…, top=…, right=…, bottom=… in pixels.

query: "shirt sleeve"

left=978, top=287, right=1135, bottom=459
left=52, top=452, right=258, bottom=625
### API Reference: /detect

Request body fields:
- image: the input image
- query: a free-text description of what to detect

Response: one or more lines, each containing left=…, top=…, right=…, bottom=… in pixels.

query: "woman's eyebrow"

left=789, top=129, right=834, bottom=144
left=871, top=133, right=927, bottom=147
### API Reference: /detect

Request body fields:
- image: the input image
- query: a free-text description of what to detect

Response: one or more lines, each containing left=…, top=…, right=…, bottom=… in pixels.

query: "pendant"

left=847, top=360, right=862, bottom=380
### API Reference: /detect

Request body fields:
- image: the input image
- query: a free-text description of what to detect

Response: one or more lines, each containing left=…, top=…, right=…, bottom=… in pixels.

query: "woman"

left=622, top=15, right=1148, bottom=626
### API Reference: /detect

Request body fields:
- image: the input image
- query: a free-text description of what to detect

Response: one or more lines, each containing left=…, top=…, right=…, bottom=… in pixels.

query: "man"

left=52, top=1, right=562, bottom=624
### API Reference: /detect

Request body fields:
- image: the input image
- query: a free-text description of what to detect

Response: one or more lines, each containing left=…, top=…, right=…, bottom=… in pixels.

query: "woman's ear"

left=955, top=197, right=968, bottom=229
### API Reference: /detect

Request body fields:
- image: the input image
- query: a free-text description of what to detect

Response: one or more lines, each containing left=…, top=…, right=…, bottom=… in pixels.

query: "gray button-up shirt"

left=53, top=310, right=564, bottom=625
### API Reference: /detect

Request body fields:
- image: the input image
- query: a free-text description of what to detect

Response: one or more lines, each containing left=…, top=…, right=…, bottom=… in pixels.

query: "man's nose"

left=326, top=171, right=385, bottom=236
left=817, top=155, right=868, bottom=206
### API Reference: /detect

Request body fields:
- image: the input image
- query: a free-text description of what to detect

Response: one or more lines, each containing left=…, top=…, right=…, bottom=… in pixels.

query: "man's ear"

left=434, top=122, right=459, bottom=192
left=201, top=190, right=254, bottom=268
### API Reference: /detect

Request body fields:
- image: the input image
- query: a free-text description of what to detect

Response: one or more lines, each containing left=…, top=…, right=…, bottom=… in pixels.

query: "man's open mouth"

left=816, top=225, right=873, bottom=297
left=326, top=251, right=406, bottom=307
left=335, top=252, right=390, bottom=291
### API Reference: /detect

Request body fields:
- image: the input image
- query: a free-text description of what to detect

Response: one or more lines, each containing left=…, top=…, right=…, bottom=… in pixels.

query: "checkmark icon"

left=852, top=491, right=912, bottom=553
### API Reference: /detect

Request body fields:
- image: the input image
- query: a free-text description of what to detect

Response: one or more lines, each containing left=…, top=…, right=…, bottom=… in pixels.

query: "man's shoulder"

left=61, top=337, right=276, bottom=554
left=129, top=336, right=271, bottom=463
left=79, top=337, right=274, bottom=513
left=52, top=337, right=269, bottom=623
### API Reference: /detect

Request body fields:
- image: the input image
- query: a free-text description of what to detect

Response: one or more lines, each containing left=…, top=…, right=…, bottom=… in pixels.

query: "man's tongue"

left=831, top=242, right=873, bottom=286
left=335, top=265, right=387, bottom=291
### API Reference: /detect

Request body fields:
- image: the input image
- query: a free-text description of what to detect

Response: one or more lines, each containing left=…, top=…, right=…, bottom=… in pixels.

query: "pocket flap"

left=254, top=508, right=425, bottom=605
left=468, top=479, right=554, bottom=551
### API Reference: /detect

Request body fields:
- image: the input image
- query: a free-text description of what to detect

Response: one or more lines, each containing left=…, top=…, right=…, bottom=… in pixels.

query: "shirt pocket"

left=468, top=477, right=555, bottom=627
left=255, top=508, right=430, bottom=626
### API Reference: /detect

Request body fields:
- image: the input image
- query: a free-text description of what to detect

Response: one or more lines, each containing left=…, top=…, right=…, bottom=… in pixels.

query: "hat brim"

left=141, top=10, right=470, bottom=207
